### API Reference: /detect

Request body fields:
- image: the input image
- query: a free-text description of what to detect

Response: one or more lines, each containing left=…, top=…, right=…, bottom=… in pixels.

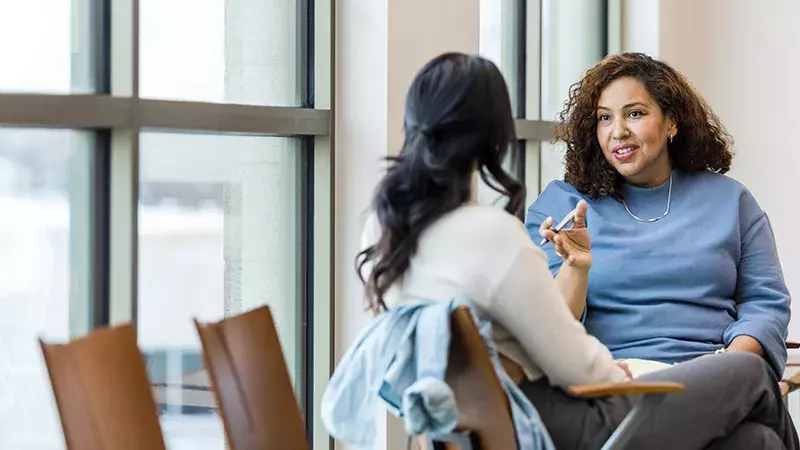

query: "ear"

left=667, top=116, right=678, bottom=137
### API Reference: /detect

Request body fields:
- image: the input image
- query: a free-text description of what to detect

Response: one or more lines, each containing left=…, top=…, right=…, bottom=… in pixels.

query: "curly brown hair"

left=555, top=52, right=734, bottom=199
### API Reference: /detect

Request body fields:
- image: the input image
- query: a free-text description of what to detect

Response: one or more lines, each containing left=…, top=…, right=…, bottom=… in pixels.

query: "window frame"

left=0, top=0, right=334, bottom=448
left=513, top=0, right=621, bottom=204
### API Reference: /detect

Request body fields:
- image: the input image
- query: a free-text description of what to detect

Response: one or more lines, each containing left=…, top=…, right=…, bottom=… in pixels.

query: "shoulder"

left=539, top=179, right=584, bottom=200
left=526, top=180, right=587, bottom=224
left=431, top=205, right=547, bottom=280
left=428, top=206, right=538, bottom=264
left=362, top=205, right=531, bottom=248
left=682, top=170, right=766, bottom=228
left=438, top=205, right=531, bottom=242
left=683, top=170, right=761, bottom=206
left=682, top=170, right=755, bottom=197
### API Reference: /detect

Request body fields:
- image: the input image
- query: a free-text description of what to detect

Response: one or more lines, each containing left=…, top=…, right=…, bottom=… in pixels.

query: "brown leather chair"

left=417, top=306, right=684, bottom=450
left=193, top=305, right=308, bottom=450
left=39, top=324, right=167, bottom=450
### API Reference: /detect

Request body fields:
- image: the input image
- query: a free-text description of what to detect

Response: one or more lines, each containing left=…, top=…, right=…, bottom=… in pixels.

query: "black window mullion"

left=91, top=0, right=113, bottom=329
left=515, top=0, right=528, bottom=220
left=91, top=130, right=112, bottom=329
left=298, top=0, right=316, bottom=446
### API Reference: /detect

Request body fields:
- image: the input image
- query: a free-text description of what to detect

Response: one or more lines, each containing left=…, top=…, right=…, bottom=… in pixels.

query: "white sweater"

left=360, top=205, right=627, bottom=387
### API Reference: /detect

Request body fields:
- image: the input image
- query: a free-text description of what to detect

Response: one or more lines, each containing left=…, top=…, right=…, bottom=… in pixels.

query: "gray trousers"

left=519, top=352, right=799, bottom=450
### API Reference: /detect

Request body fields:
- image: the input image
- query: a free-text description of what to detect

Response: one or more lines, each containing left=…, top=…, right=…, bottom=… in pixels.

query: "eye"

left=628, top=110, right=644, bottom=119
left=597, top=113, right=611, bottom=122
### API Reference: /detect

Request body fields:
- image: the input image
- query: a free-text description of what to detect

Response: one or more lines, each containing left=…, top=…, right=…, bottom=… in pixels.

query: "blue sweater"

left=525, top=170, right=790, bottom=376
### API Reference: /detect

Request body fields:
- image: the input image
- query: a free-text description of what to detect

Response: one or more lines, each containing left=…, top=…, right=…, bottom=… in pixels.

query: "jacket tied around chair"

left=320, top=299, right=555, bottom=450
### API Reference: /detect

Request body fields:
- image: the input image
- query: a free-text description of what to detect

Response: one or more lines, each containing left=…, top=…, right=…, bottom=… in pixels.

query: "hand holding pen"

left=538, top=200, right=593, bottom=269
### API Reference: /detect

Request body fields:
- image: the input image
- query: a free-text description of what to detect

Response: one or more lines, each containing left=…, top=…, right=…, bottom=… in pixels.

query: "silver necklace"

left=622, top=172, right=673, bottom=223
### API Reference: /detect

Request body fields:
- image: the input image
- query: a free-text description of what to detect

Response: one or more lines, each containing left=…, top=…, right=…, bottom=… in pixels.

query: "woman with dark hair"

left=359, top=52, right=797, bottom=449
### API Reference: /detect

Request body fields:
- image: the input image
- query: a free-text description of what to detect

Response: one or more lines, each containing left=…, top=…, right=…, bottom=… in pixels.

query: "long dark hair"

left=356, top=53, right=525, bottom=313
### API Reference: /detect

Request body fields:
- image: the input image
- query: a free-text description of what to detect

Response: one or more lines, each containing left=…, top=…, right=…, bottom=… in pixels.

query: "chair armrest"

left=568, top=381, right=685, bottom=398
left=787, top=341, right=800, bottom=349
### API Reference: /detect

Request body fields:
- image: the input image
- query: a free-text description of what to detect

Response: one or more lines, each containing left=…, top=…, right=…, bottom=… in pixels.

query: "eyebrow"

left=597, top=102, right=649, bottom=111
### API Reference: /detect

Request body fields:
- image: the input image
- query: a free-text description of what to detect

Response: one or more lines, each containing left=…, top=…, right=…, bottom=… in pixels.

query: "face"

left=596, top=77, right=677, bottom=188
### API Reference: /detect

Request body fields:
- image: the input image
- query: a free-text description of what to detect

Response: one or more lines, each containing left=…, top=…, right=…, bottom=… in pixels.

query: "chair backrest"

left=439, top=306, right=518, bottom=449
left=194, top=305, right=309, bottom=450
left=39, top=324, right=167, bottom=450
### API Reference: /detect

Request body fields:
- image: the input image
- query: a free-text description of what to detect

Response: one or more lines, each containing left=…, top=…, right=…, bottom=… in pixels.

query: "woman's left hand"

left=539, top=200, right=593, bottom=270
left=615, top=360, right=633, bottom=380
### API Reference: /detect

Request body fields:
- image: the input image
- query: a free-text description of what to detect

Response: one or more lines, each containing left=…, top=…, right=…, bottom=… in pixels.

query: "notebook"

left=621, top=358, right=674, bottom=378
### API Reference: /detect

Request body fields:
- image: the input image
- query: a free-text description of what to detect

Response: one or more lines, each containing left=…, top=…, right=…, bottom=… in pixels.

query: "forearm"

left=727, top=335, right=765, bottom=357
left=555, top=263, right=589, bottom=320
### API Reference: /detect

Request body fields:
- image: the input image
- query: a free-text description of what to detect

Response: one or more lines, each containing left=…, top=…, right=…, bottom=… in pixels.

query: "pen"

left=539, top=207, right=579, bottom=246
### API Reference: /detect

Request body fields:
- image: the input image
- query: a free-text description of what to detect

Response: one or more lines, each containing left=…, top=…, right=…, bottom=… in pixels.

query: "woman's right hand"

left=539, top=200, right=593, bottom=270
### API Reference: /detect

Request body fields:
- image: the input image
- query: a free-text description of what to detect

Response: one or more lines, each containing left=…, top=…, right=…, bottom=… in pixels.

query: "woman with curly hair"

left=524, top=52, right=795, bottom=445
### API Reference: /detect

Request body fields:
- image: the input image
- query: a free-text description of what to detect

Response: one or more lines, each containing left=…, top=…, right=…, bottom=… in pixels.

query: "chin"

left=614, top=165, right=643, bottom=180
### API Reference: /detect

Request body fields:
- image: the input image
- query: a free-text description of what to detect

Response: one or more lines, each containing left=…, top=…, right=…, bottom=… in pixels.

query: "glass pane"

left=476, top=148, right=521, bottom=210
left=524, top=141, right=541, bottom=207
left=140, top=0, right=301, bottom=106
left=0, top=128, right=95, bottom=450
left=540, top=0, right=606, bottom=120
left=479, top=0, right=521, bottom=115
left=0, top=0, right=96, bottom=93
left=540, top=140, right=567, bottom=188
left=138, top=132, right=302, bottom=449
left=524, top=141, right=566, bottom=206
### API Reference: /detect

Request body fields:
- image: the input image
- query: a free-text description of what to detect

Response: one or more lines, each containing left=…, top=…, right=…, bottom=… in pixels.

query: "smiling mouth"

left=613, top=145, right=639, bottom=160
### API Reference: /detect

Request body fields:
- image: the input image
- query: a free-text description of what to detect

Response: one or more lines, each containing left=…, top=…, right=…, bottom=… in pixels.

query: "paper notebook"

left=621, top=358, right=674, bottom=378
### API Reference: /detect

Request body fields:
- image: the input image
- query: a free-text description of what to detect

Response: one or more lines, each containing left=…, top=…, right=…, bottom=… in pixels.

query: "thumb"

left=572, top=200, right=588, bottom=228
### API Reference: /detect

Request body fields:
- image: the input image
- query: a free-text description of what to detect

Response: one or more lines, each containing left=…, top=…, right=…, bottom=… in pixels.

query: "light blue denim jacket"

left=321, top=299, right=555, bottom=450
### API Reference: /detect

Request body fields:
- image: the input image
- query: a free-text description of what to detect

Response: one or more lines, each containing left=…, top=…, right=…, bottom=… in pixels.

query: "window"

left=139, top=132, right=302, bottom=448
left=0, top=129, right=95, bottom=449
left=479, top=0, right=620, bottom=207
left=139, top=0, right=302, bottom=106
left=0, top=0, right=332, bottom=448
left=479, top=0, right=522, bottom=114
left=477, top=0, right=524, bottom=209
left=0, top=0, right=97, bottom=93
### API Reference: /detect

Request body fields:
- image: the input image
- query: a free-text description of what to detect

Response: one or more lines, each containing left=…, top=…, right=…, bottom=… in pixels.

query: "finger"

left=621, top=363, right=633, bottom=380
left=553, top=236, right=568, bottom=258
left=572, top=200, right=588, bottom=228
left=560, top=229, right=590, bottom=252
left=540, top=229, right=557, bottom=241
left=538, top=217, right=554, bottom=235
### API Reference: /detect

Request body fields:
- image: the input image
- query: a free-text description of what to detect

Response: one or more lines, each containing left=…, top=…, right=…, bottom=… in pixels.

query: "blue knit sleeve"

left=723, top=212, right=791, bottom=377
left=524, top=181, right=582, bottom=278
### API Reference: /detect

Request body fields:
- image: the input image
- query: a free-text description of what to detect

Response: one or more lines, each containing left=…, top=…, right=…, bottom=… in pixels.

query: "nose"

left=612, top=119, right=629, bottom=140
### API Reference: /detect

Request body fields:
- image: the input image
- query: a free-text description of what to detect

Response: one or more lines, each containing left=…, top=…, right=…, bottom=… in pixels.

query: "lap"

left=521, top=352, right=793, bottom=450
left=518, top=376, right=633, bottom=450
left=706, top=422, right=786, bottom=450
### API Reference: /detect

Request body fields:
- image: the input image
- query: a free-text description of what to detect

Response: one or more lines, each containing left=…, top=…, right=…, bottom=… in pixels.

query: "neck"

left=469, top=170, right=479, bottom=203
left=628, top=171, right=672, bottom=188
left=626, top=158, right=673, bottom=188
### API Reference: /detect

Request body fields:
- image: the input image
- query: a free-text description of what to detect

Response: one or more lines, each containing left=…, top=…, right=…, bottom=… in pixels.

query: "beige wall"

left=624, top=0, right=800, bottom=336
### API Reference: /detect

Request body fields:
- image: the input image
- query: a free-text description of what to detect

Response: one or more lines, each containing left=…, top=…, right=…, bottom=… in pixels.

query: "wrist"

left=563, top=259, right=592, bottom=272
left=726, top=336, right=765, bottom=357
